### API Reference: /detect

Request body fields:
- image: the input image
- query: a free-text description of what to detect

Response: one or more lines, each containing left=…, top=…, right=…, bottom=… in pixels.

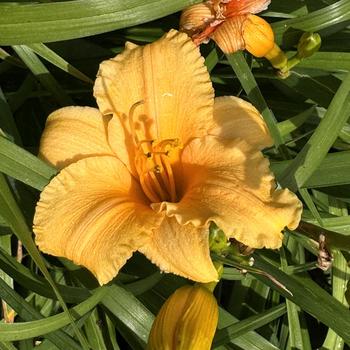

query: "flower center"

left=135, top=139, right=180, bottom=203
left=127, top=101, right=181, bottom=203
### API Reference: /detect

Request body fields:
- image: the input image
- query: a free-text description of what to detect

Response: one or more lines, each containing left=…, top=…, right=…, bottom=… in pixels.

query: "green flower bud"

left=209, top=224, right=228, bottom=254
left=297, top=32, right=321, bottom=59
left=147, top=285, right=219, bottom=350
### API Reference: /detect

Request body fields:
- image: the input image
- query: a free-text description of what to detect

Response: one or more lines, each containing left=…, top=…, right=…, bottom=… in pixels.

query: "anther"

left=138, top=139, right=154, bottom=146
left=157, top=138, right=179, bottom=148
left=154, top=165, right=161, bottom=173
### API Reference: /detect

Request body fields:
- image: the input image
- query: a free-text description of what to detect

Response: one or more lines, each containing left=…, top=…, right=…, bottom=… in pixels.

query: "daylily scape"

left=33, top=30, right=302, bottom=285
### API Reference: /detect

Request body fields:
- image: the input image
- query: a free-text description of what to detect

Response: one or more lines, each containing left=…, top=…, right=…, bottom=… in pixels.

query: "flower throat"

left=127, top=101, right=180, bottom=204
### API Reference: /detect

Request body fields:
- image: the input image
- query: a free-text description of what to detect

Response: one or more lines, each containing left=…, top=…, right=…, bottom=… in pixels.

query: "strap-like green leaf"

left=0, top=0, right=201, bottom=45
left=280, top=73, right=350, bottom=190
left=0, top=277, right=107, bottom=342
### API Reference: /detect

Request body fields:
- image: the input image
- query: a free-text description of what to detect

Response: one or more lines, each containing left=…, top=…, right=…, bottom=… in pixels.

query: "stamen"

left=138, top=139, right=154, bottom=157
left=139, top=140, right=154, bottom=146
left=135, top=154, right=161, bottom=203
left=128, top=102, right=180, bottom=203
left=149, top=171, right=169, bottom=201
left=139, top=173, right=161, bottom=203
left=154, top=153, right=172, bottom=194
left=160, top=154, right=177, bottom=202
left=151, top=151, right=169, bottom=156
left=156, top=138, right=180, bottom=149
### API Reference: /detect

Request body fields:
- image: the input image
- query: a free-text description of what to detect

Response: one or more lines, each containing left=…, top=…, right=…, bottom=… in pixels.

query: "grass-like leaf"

left=0, top=0, right=202, bottom=44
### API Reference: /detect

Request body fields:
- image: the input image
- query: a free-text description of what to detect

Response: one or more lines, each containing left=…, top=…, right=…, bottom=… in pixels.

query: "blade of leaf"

left=280, top=73, right=350, bottom=191
left=0, top=284, right=106, bottom=341
left=280, top=246, right=312, bottom=350
left=0, top=234, right=14, bottom=323
left=0, top=88, right=21, bottom=143
left=0, top=342, right=17, bottom=350
left=322, top=250, right=350, bottom=350
left=0, top=277, right=82, bottom=349
left=0, top=0, right=202, bottom=45
left=213, top=304, right=286, bottom=347
left=272, top=151, right=350, bottom=188
left=0, top=174, right=89, bottom=349
left=26, top=43, right=93, bottom=84
left=0, top=246, right=90, bottom=303
left=216, top=253, right=350, bottom=344
left=12, top=45, right=73, bottom=106
left=83, top=309, right=107, bottom=350
left=0, top=135, right=56, bottom=191
left=272, top=0, right=350, bottom=44
left=101, top=284, right=155, bottom=346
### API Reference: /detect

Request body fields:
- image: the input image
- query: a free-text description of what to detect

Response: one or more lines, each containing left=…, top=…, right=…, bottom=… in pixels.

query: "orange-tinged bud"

left=242, top=14, right=274, bottom=57
left=147, top=285, right=219, bottom=350
left=180, top=3, right=215, bottom=36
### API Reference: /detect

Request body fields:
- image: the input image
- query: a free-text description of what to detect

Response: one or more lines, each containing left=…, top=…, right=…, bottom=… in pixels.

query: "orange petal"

left=33, top=156, right=162, bottom=285
left=180, top=3, right=215, bottom=35
left=161, top=136, right=302, bottom=249
left=225, top=0, right=271, bottom=16
left=209, top=96, right=273, bottom=149
left=210, top=16, right=246, bottom=54
left=94, top=30, right=214, bottom=175
left=39, top=106, right=114, bottom=169
left=140, top=217, right=218, bottom=283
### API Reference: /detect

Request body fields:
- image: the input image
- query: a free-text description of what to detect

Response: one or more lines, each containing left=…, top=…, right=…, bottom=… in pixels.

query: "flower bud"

left=147, top=285, right=219, bottom=350
left=242, top=14, right=275, bottom=57
left=209, top=224, right=228, bottom=254
left=296, top=32, right=321, bottom=59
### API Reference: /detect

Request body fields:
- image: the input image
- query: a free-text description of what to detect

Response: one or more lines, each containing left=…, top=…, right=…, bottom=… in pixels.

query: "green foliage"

left=0, top=0, right=350, bottom=349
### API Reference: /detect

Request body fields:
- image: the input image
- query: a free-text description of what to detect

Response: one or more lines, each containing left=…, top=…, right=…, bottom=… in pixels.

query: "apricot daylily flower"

left=180, top=0, right=284, bottom=61
left=33, top=30, right=302, bottom=285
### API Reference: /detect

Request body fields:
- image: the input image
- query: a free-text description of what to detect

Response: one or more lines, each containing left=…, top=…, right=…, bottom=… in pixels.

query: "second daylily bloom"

left=33, top=30, right=302, bottom=285
left=180, top=0, right=287, bottom=67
